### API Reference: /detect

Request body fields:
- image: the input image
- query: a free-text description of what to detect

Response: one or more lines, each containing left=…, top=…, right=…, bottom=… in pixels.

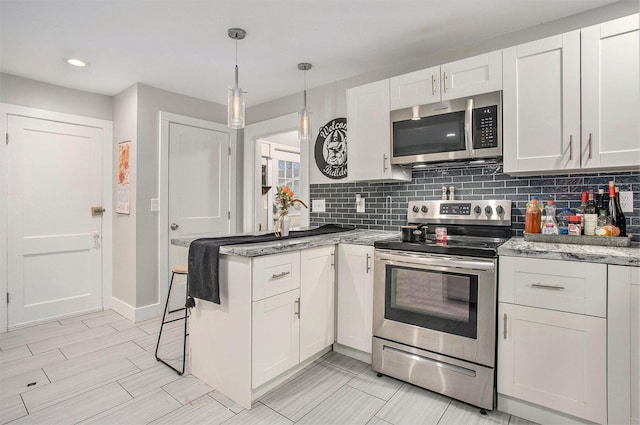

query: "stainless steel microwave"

left=390, top=91, right=502, bottom=165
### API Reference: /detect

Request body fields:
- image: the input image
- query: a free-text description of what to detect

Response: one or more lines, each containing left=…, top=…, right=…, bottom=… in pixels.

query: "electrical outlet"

left=619, top=191, right=633, bottom=213
left=150, top=198, right=160, bottom=212
left=356, top=195, right=365, bottom=213
left=313, top=199, right=326, bottom=213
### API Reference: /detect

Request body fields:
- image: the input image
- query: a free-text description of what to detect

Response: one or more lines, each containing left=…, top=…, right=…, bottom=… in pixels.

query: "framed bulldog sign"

left=314, top=118, right=347, bottom=179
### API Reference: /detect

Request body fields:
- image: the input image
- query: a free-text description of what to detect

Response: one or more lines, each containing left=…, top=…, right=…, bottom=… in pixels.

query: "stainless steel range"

left=372, top=199, right=512, bottom=410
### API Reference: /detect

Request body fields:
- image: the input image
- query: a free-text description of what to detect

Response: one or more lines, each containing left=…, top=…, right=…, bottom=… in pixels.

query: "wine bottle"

left=607, top=181, right=619, bottom=232
left=584, top=189, right=598, bottom=236
left=615, top=187, right=627, bottom=237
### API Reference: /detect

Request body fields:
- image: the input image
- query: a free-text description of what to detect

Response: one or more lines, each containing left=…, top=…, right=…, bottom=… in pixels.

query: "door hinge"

left=5, top=133, right=8, bottom=145
left=6, top=292, right=9, bottom=304
left=228, top=147, right=231, bottom=156
left=228, top=211, right=231, bottom=219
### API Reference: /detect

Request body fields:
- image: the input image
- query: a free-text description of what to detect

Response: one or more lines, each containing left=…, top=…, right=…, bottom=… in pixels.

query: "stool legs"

left=155, top=271, right=189, bottom=375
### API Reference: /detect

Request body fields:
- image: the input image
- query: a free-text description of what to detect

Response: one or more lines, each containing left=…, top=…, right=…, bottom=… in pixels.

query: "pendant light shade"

left=298, top=63, right=312, bottom=143
left=227, top=28, right=246, bottom=129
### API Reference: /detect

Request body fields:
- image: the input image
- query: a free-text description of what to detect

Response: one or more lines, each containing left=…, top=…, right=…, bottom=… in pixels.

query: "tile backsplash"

left=310, top=164, right=639, bottom=240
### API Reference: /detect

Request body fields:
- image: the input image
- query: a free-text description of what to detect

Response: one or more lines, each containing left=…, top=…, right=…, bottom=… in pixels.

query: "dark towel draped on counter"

left=187, top=224, right=355, bottom=304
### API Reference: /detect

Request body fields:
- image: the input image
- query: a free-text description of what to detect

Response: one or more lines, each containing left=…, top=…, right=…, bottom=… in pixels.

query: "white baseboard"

left=333, top=343, right=372, bottom=364
left=497, top=394, right=594, bottom=425
left=111, top=297, right=161, bottom=323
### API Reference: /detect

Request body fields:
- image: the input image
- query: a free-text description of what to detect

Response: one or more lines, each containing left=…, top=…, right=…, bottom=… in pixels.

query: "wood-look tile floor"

left=0, top=310, right=536, bottom=425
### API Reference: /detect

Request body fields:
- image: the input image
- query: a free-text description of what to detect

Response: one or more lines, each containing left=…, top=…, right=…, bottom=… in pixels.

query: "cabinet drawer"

left=499, top=256, right=606, bottom=317
left=252, top=251, right=300, bottom=301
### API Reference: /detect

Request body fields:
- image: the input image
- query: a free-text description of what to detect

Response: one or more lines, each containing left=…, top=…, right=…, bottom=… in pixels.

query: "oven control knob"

left=485, top=206, right=493, bottom=215
left=412, top=205, right=419, bottom=213
left=421, top=205, right=428, bottom=213
left=496, top=205, right=504, bottom=214
left=474, top=206, right=481, bottom=214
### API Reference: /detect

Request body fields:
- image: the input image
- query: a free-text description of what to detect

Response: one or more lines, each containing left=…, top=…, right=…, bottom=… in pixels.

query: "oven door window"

left=392, top=111, right=466, bottom=157
left=385, top=265, right=478, bottom=339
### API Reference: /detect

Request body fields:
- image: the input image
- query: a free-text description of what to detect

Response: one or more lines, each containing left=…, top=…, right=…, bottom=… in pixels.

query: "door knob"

left=170, top=223, right=179, bottom=230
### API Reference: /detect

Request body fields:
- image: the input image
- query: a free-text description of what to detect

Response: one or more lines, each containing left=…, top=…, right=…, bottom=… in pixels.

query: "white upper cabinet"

left=346, top=79, right=411, bottom=182
left=582, top=14, right=640, bottom=170
left=389, top=51, right=502, bottom=110
left=504, top=14, right=640, bottom=175
left=503, top=31, right=581, bottom=174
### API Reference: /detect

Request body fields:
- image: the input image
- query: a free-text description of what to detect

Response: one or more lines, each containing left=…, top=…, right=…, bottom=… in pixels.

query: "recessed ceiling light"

left=65, top=58, right=87, bottom=67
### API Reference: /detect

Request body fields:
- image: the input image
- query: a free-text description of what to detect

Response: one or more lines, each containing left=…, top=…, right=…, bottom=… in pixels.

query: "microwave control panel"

left=472, top=105, right=498, bottom=149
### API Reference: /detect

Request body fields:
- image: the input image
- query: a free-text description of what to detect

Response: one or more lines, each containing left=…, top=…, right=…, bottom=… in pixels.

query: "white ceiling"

left=0, top=0, right=621, bottom=107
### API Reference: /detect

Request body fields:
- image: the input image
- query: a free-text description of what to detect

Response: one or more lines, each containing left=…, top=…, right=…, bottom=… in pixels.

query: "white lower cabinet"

left=336, top=244, right=374, bottom=353
left=300, top=246, right=335, bottom=362
left=252, top=289, right=300, bottom=387
left=498, top=256, right=607, bottom=424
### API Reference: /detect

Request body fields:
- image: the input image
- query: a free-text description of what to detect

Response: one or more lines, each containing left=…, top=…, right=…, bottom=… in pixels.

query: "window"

left=277, top=159, right=301, bottom=215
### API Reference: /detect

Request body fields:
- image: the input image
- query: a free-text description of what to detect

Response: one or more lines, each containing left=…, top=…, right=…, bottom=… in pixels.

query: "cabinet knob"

left=170, top=223, right=179, bottom=230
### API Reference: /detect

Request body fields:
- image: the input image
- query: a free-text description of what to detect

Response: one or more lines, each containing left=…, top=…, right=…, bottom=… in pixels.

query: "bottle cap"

left=562, top=207, right=570, bottom=212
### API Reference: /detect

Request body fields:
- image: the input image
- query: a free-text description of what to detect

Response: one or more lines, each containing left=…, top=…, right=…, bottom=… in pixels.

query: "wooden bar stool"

left=155, top=264, right=193, bottom=375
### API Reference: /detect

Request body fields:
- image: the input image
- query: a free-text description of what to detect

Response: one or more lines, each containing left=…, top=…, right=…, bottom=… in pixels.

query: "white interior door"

left=168, top=122, right=231, bottom=310
left=7, top=115, right=103, bottom=327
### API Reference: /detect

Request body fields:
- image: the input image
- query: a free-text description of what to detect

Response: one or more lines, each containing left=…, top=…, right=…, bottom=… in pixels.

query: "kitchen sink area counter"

left=498, top=237, right=640, bottom=267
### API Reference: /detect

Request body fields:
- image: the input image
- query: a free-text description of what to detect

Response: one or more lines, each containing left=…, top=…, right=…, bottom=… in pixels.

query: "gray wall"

left=0, top=73, right=113, bottom=120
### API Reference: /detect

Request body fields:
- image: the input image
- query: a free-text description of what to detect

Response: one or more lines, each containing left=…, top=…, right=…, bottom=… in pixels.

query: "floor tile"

left=108, top=318, right=139, bottom=331
left=118, top=364, right=182, bottom=398
left=209, top=390, right=246, bottom=414
left=439, top=399, right=510, bottom=424
left=260, top=361, right=355, bottom=422
left=367, top=417, right=393, bottom=425
left=81, top=310, right=127, bottom=328
left=297, top=385, right=385, bottom=425
left=78, top=389, right=181, bottom=425
left=162, top=375, right=212, bottom=404
left=127, top=350, right=159, bottom=370
left=0, top=320, right=61, bottom=342
left=508, top=414, right=539, bottom=425
left=348, top=366, right=404, bottom=401
left=44, top=341, right=144, bottom=382
left=135, top=323, right=185, bottom=351
left=321, top=350, right=369, bottom=374
left=28, top=324, right=116, bottom=355
left=21, top=357, right=139, bottom=412
left=58, top=309, right=116, bottom=325
left=221, top=402, right=292, bottom=425
left=0, top=349, right=65, bottom=380
left=1, top=368, right=50, bottom=398
left=0, top=394, right=27, bottom=424
left=0, top=321, right=87, bottom=351
left=137, top=311, right=184, bottom=335
left=60, top=326, right=146, bottom=358
left=0, top=345, right=32, bottom=365
left=150, top=393, right=235, bottom=425
left=10, top=382, right=131, bottom=425
left=376, top=383, right=452, bottom=425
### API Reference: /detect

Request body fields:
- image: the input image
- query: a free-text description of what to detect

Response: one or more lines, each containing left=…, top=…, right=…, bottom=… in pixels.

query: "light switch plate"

left=313, top=199, right=326, bottom=213
left=150, top=198, right=160, bottom=212
left=356, top=198, right=365, bottom=213
left=619, top=191, right=633, bottom=213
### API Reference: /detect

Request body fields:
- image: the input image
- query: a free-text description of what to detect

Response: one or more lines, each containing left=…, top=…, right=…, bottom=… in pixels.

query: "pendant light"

left=298, top=62, right=312, bottom=143
left=227, top=28, right=246, bottom=129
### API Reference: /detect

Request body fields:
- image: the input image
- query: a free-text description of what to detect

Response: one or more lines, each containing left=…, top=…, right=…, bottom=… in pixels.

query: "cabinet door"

left=299, top=246, right=335, bottom=362
left=337, top=244, right=374, bottom=353
left=441, top=51, right=502, bottom=101
left=503, top=32, right=581, bottom=174
left=498, top=303, right=607, bottom=424
left=389, top=66, right=440, bottom=110
left=346, top=80, right=410, bottom=182
left=582, top=14, right=640, bottom=169
left=252, top=289, right=300, bottom=388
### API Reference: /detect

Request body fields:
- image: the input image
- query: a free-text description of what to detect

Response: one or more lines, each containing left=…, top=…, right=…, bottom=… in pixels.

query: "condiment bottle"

left=525, top=199, right=542, bottom=234
left=575, top=192, right=588, bottom=234
left=568, top=216, right=582, bottom=235
left=584, top=190, right=598, bottom=236
left=541, top=200, right=559, bottom=235
left=558, top=207, right=572, bottom=235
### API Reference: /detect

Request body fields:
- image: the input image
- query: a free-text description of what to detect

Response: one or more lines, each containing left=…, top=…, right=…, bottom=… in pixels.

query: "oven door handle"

left=375, top=250, right=494, bottom=271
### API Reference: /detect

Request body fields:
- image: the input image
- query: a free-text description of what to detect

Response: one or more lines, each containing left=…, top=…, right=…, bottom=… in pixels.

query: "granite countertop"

left=498, top=237, right=640, bottom=267
left=172, top=229, right=399, bottom=257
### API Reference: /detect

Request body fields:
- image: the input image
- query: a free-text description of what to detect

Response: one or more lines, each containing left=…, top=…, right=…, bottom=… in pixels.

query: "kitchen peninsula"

left=171, top=228, right=396, bottom=409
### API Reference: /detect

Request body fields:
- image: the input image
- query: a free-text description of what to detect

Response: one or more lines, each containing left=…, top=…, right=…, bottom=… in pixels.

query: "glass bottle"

left=575, top=192, right=588, bottom=235
left=558, top=207, right=572, bottom=235
left=525, top=199, right=542, bottom=234
left=542, top=200, right=559, bottom=235
left=615, top=186, right=627, bottom=237
left=607, top=181, right=618, bottom=229
left=583, top=190, right=598, bottom=236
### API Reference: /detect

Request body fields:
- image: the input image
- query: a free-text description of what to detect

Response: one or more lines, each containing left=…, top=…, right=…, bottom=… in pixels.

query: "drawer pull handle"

left=294, top=298, right=300, bottom=318
left=271, top=271, right=291, bottom=279
left=531, top=282, right=565, bottom=290
left=366, top=253, right=371, bottom=274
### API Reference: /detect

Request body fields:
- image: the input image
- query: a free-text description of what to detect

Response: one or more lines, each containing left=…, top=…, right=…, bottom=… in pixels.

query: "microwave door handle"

left=465, top=98, right=474, bottom=157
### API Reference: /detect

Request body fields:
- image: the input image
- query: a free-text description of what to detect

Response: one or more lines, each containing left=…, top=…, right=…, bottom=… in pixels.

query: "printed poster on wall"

left=116, top=140, right=131, bottom=214
left=314, top=118, right=347, bottom=179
